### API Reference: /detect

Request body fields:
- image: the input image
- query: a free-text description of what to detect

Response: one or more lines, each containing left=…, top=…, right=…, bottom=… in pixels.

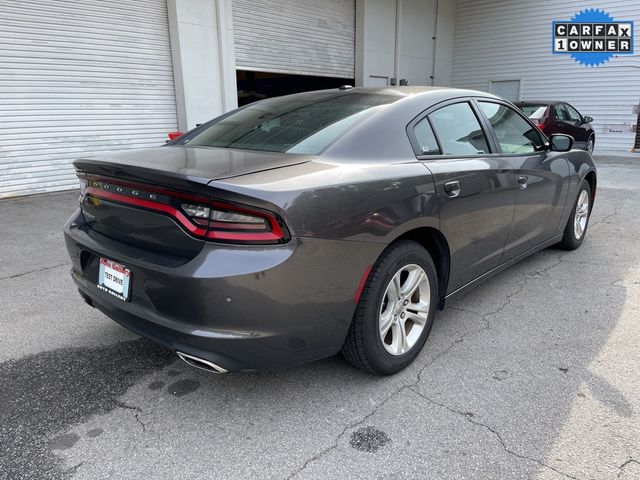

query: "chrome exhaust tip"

left=176, top=351, right=228, bottom=374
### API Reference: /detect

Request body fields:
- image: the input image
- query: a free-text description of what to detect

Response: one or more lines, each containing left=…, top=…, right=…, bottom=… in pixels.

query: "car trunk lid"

left=75, top=146, right=305, bottom=258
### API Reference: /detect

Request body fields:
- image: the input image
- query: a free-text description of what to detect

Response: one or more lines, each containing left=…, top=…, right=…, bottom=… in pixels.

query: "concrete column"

left=433, top=0, right=456, bottom=86
left=167, top=0, right=237, bottom=131
left=355, top=0, right=397, bottom=87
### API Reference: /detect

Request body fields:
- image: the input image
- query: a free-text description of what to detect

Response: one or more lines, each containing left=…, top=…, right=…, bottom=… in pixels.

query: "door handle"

left=517, top=175, right=528, bottom=189
left=444, top=181, right=461, bottom=197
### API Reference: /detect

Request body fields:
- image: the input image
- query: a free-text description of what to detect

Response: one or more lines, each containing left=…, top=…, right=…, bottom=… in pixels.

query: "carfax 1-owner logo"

left=553, top=9, right=634, bottom=66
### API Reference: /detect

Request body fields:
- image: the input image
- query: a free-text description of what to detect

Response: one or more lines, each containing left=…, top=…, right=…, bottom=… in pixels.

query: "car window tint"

left=413, top=117, right=440, bottom=155
left=479, top=102, right=542, bottom=154
left=428, top=103, right=489, bottom=155
left=518, top=104, right=547, bottom=119
left=555, top=104, right=572, bottom=121
left=181, top=93, right=398, bottom=154
left=564, top=104, right=582, bottom=122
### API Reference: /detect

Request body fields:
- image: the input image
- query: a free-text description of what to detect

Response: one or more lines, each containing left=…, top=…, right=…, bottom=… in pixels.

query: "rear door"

left=562, top=103, right=589, bottom=146
left=551, top=103, right=570, bottom=136
left=552, top=103, right=587, bottom=147
left=410, top=99, right=517, bottom=293
left=475, top=100, right=569, bottom=259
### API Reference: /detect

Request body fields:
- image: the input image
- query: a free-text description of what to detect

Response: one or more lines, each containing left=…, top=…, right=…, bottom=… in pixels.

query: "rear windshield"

left=179, top=93, right=397, bottom=155
left=517, top=104, right=548, bottom=119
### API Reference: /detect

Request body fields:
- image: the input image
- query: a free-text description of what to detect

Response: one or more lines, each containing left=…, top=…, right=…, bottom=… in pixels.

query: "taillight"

left=78, top=174, right=288, bottom=244
left=78, top=177, right=88, bottom=200
left=168, top=131, right=184, bottom=140
left=533, top=119, right=545, bottom=130
left=181, top=204, right=210, bottom=226
left=180, top=201, right=286, bottom=243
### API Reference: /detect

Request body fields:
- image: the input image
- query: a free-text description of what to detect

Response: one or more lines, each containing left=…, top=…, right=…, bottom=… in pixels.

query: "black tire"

left=341, top=240, right=438, bottom=375
left=558, top=180, right=592, bottom=250
left=586, top=135, right=595, bottom=153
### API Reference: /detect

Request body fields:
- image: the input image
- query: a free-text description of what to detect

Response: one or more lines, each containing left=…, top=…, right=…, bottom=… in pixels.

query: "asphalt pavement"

left=1, top=156, right=639, bottom=480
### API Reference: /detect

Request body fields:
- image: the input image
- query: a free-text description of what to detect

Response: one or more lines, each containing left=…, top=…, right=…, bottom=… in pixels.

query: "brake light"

left=168, top=132, right=184, bottom=140
left=533, top=119, right=545, bottom=130
left=78, top=174, right=288, bottom=244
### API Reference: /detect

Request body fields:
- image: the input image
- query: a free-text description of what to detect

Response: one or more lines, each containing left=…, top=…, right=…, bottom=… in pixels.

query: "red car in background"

left=515, top=101, right=595, bottom=153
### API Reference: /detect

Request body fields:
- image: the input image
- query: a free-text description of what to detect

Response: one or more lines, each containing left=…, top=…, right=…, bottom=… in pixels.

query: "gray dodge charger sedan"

left=64, top=87, right=596, bottom=375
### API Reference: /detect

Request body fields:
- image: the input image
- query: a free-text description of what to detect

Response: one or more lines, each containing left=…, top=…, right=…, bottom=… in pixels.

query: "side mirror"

left=582, top=115, right=593, bottom=124
left=549, top=133, right=574, bottom=152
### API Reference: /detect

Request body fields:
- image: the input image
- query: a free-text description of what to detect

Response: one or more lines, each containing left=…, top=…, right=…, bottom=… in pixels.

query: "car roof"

left=515, top=100, right=556, bottom=105
left=281, top=85, right=503, bottom=102
left=338, top=85, right=472, bottom=96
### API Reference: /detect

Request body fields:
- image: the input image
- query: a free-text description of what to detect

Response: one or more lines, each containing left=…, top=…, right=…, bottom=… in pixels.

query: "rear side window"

left=518, top=104, right=548, bottom=119
left=428, top=103, right=490, bottom=155
left=413, top=118, right=440, bottom=155
left=478, top=101, right=543, bottom=154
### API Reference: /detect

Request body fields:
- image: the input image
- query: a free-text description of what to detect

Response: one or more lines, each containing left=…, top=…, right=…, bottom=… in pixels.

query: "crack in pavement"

left=285, top=330, right=497, bottom=480
left=114, top=400, right=142, bottom=412
left=63, top=461, right=84, bottom=476
left=440, top=254, right=562, bottom=350
left=285, top=383, right=413, bottom=479
left=559, top=259, right=610, bottom=267
left=286, top=254, right=567, bottom=479
left=0, top=339, right=173, bottom=480
left=115, top=389, right=163, bottom=436
left=0, top=263, right=69, bottom=281
left=134, top=413, right=146, bottom=432
left=408, top=387, right=579, bottom=480
left=596, top=207, right=621, bottom=226
left=115, top=400, right=147, bottom=432
left=618, top=459, right=640, bottom=478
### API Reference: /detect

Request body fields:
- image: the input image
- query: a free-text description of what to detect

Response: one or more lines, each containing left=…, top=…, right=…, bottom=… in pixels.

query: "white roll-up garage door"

left=0, top=0, right=178, bottom=198
left=232, top=0, right=355, bottom=79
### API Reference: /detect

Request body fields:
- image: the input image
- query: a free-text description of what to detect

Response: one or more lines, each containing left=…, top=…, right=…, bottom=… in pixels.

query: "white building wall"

left=451, top=0, right=640, bottom=154
left=355, top=0, right=456, bottom=87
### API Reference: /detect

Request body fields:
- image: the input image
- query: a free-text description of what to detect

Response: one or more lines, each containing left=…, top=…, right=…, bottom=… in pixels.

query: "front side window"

left=428, top=103, right=490, bottom=155
left=178, top=93, right=398, bottom=155
left=564, top=103, right=582, bottom=123
left=479, top=101, right=543, bottom=154
left=554, top=104, right=570, bottom=121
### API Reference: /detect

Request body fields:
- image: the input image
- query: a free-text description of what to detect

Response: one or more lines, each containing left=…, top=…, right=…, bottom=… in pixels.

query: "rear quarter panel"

left=210, top=159, right=439, bottom=243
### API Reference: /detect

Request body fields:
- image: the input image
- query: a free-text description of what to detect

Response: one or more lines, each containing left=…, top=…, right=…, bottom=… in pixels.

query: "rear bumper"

left=64, top=209, right=382, bottom=371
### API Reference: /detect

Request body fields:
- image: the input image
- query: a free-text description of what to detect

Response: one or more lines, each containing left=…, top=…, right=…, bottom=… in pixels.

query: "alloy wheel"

left=378, top=264, right=430, bottom=356
left=574, top=189, right=590, bottom=239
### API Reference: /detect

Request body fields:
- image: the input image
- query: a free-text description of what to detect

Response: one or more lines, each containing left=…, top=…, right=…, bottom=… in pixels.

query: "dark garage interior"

left=236, top=70, right=354, bottom=106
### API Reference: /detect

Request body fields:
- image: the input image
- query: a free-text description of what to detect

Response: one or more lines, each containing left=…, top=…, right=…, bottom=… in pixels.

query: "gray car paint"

left=64, top=86, right=597, bottom=371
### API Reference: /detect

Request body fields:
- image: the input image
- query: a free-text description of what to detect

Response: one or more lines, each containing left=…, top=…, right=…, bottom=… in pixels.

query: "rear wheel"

left=558, top=180, right=592, bottom=250
left=341, top=240, right=438, bottom=375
